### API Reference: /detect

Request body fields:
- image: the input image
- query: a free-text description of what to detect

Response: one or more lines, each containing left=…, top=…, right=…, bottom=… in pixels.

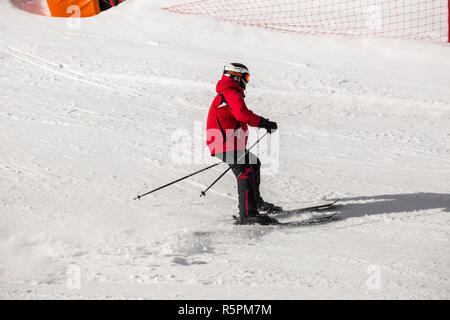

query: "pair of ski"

left=233, top=199, right=340, bottom=226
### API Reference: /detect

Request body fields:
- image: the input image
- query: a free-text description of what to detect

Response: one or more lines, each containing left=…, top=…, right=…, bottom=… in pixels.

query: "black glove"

left=258, top=117, right=278, bottom=134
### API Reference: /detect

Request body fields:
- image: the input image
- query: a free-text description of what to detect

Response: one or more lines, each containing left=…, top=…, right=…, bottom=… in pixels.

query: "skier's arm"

left=225, top=90, right=261, bottom=127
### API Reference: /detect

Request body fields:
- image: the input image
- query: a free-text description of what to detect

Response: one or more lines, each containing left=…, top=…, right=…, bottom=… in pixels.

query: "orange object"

left=46, top=0, right=100, bottom=17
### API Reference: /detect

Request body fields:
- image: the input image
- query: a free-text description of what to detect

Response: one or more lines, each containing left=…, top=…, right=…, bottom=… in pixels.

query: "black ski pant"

left=215, top=150, right=261, bottom=219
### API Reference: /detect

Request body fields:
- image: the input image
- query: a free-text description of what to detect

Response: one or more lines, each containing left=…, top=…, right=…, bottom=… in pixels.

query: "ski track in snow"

left=1, top=0, right=450, bottom=299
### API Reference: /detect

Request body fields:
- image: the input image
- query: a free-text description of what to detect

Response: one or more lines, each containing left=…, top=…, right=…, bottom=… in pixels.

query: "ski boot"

left=257, top=196, right=282, bottom=214
left=233, top=213, right=279, bottom=225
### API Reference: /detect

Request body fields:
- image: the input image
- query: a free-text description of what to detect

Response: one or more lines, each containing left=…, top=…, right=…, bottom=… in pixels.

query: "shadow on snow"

left=336, top=192, right=450, bottom=219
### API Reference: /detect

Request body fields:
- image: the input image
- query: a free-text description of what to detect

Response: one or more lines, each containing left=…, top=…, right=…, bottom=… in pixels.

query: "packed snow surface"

left=1, top=0, right=449, bottom=299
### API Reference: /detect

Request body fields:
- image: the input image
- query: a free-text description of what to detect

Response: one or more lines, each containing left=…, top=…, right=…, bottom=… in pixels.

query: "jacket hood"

left=216, top=74, right=245, bottom=96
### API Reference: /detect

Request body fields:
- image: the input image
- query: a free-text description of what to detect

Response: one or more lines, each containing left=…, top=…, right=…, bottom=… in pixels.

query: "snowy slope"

left=0, top=0, right=449, bottom=299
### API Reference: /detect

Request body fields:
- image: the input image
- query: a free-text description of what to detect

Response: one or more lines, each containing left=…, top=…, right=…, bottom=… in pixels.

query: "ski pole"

left=200, top=131, right=269, bottom=197
left=133, top=162, right=221, bottom=200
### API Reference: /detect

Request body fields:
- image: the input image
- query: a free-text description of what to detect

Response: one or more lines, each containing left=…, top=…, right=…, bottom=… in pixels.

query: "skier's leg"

left=214, top=151, right=279, bottom=223
left=214, top=151, right=258, bottom=218
left=245, top=152, right=281, bottom=213
left=230, top=163, right=258, bottom=219
left=246, top=152, right=261, bottom=200
left=231, top=155, right=279, bottom=224
left=238, top=150, right=261, bottom=217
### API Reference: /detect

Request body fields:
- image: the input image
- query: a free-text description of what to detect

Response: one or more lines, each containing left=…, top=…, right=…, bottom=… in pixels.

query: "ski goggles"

left=225, top=71, right=250, bottom=83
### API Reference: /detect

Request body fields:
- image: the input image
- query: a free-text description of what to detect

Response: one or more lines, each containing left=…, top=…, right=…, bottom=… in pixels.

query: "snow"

left=0, top=0, right=449, bottom=299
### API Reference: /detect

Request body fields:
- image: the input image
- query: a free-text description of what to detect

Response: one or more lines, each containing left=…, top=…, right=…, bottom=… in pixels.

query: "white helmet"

left=223, top=62, right=250, bottom=90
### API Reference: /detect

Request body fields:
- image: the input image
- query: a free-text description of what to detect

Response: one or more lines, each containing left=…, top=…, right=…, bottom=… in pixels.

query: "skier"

left=206, top=63, right=281, bottom=225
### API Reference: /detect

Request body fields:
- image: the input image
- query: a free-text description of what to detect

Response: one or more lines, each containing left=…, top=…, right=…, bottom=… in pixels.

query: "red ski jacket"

left=206, top=75, right=261, bottom=155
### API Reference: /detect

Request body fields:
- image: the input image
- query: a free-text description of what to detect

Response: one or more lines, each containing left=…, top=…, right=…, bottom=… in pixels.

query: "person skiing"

left=206, top=63, right=281, bottom=225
